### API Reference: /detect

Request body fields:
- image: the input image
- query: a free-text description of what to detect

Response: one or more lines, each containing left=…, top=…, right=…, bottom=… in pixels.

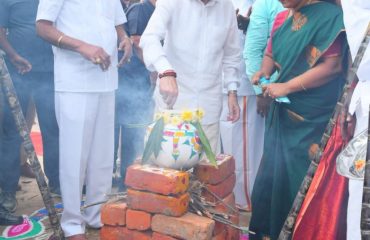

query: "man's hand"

left=10, top=55, right=32, bottom=74
left=159, top=75, right=178, bottom=109
left=118, top=37, right=133, bottom=67
left=256, top=95, right=272, bottom=118
left=227, top=93, right=240, bottom=123
left=77, top=43, right=111, bottom=71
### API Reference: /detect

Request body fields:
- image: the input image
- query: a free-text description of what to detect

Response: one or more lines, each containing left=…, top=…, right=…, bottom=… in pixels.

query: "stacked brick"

left=194, top=154, right=241, bottom=240
left=100, top=164, right=215, bottom=240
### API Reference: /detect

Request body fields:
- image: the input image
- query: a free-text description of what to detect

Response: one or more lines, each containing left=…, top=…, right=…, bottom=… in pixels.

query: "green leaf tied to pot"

left=143, top=109, right=217, bottom=170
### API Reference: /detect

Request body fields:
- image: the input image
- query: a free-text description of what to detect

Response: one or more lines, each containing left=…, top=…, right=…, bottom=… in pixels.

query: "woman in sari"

left=248, top=0, right=346, bottom=239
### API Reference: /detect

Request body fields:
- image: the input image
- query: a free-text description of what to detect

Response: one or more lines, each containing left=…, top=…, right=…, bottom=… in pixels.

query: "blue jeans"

left=0, top=68, right=59, bottom=193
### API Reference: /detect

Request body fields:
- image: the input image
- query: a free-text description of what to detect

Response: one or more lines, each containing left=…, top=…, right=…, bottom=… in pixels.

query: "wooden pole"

left=278, top=23, right=370, bottom=240
left=0, top=55, right=64, bottom=239
left=361, top=107, right=370, bottom=239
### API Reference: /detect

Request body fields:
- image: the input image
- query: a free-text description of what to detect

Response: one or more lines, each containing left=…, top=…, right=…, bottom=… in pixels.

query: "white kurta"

left=140, top=0, right=241, bottom=125
left=36, top=0, right=126, bottom=236
left=342, top=1, right=370, bottom=239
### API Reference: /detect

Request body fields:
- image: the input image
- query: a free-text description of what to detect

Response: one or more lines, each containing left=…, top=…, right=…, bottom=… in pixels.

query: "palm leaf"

left=194, top=121, right=217, bottom=167
left=153, top=118, right=165, bottom=158
left=142, top=117, right=165, bottom=163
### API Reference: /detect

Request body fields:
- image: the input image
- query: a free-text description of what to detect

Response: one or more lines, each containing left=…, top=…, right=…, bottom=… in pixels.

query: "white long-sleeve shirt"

left=140, top=0, right=241, bottom=124
left=342, top=0, right=370, bottom=118
left=36, top=0, right=126, bottom=92
left=222, top=0, right=255, bottom=97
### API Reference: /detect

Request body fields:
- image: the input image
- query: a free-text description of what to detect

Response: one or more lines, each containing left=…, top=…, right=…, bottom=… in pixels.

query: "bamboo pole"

left=361, top=107, right=370, bottom=239
left=278, top=23, right=370, bottom=240
left=0, top=55, right=64, bottom=240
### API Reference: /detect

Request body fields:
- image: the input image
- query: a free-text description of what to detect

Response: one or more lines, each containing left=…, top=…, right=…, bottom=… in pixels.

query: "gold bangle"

left=57, top=35, right=64, bottom=48
left=300, top=80, right=307, bottom=91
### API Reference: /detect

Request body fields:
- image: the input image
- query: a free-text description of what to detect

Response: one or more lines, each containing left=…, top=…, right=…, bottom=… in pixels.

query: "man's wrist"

left=228, top=90, right=237, bottom=97
left=159, top=70, right=177, bottom=79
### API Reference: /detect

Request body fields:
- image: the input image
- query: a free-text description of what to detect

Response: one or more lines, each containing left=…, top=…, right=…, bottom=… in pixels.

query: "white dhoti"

left=55, top=92, right=115, bottom=237
left=220, top=95, right=264, bottom=209
left=347, top=82, right=370, bottom=240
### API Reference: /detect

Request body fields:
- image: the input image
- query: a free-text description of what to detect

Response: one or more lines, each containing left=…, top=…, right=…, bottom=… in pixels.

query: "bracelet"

left=299, top=80, right=307, bottom=91
left=57, top=34, right=64, bottom=48
left=159, top=70, right=177, bottom=79
left=228, top=90, right=237, bottom=96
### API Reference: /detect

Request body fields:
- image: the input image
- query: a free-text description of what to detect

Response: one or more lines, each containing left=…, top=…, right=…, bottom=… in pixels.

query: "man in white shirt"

left=35, top=1, right=132, bottom=239
left=342, top=1, right=370, bottom=239
left=140, top=0, right=241, bottom=152
left=219, top=0, right=259, bottom=211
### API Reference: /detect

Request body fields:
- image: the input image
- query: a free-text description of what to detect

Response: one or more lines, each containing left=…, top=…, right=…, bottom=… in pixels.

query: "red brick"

left=126, top=209, right=151, bottom=231
left=151, top=213, right=215, bottom=240
left=121, top=228, right=152, bottom=240
left=152, top=232, right=179, bottom=240
left=125, top=164, right=189, bottom=195
left=212, top=228, right=227, bottom=240
left=101, top=202, right=127, bottom=226
left=203, top=173, right=236, bottom=202
left=213, top=221, right=226, bottom=236
left=214, top=193, right=236, bottom=214
left=100, top=226, right=123, bottom=240
left=194, top=154, right=235, bottom=184
left=127, top=189, right=189, bottom=217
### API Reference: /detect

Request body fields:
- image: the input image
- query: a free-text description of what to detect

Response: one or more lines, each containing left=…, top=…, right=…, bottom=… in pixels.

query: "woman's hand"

left=252, top=71, right=270, bottom=85
left=263, top=82, right=291, bottom=99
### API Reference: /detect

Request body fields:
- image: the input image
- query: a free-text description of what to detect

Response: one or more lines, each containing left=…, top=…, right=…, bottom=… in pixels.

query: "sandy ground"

left=0, top=121, right=250, bottom=240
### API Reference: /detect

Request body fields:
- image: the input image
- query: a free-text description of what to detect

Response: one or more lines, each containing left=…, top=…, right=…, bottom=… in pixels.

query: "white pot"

left=145, top=114, right=203, bottom=170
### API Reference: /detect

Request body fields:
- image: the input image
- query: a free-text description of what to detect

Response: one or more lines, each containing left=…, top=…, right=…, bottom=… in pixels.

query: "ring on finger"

left=95, top=57, right=102, bottom=64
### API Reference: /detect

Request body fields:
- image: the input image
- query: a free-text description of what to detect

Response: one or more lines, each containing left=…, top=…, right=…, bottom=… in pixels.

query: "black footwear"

left=0, top=192, right=17, bottom=213
left=0, top=208, right=23, bottom=226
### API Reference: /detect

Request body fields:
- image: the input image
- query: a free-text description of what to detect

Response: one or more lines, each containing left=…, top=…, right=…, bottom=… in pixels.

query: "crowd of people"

left=0, top=0, right=369, bottom=239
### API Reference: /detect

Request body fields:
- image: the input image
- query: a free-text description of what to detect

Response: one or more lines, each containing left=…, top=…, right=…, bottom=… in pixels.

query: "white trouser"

left=347, top=101, right=370, bottom=240
left=220, top=95, right=264, bottom=208
left=55, top=92, right=115, bottom=237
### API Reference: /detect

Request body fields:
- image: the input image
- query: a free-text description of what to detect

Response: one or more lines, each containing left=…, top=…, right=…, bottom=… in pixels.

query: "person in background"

left=244, top=0, right=284, bottom=117
left=248, top=0, right=346, bottom=239
left=219, top=0, right=256, bottom=211
left=341, top=1, right=370, bottom=239
left=116, top=0, right=156, bottom=190
left=140, top=0, right=241, bottom=154
left=0, top=0, right=60, bottom=214
left=36, top=0, right=132, bottom=238
left=0, top=52, right=23, bottom=226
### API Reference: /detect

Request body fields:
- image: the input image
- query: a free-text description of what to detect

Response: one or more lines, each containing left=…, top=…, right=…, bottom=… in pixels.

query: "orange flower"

left=355, top=159, right=365, bottom=171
